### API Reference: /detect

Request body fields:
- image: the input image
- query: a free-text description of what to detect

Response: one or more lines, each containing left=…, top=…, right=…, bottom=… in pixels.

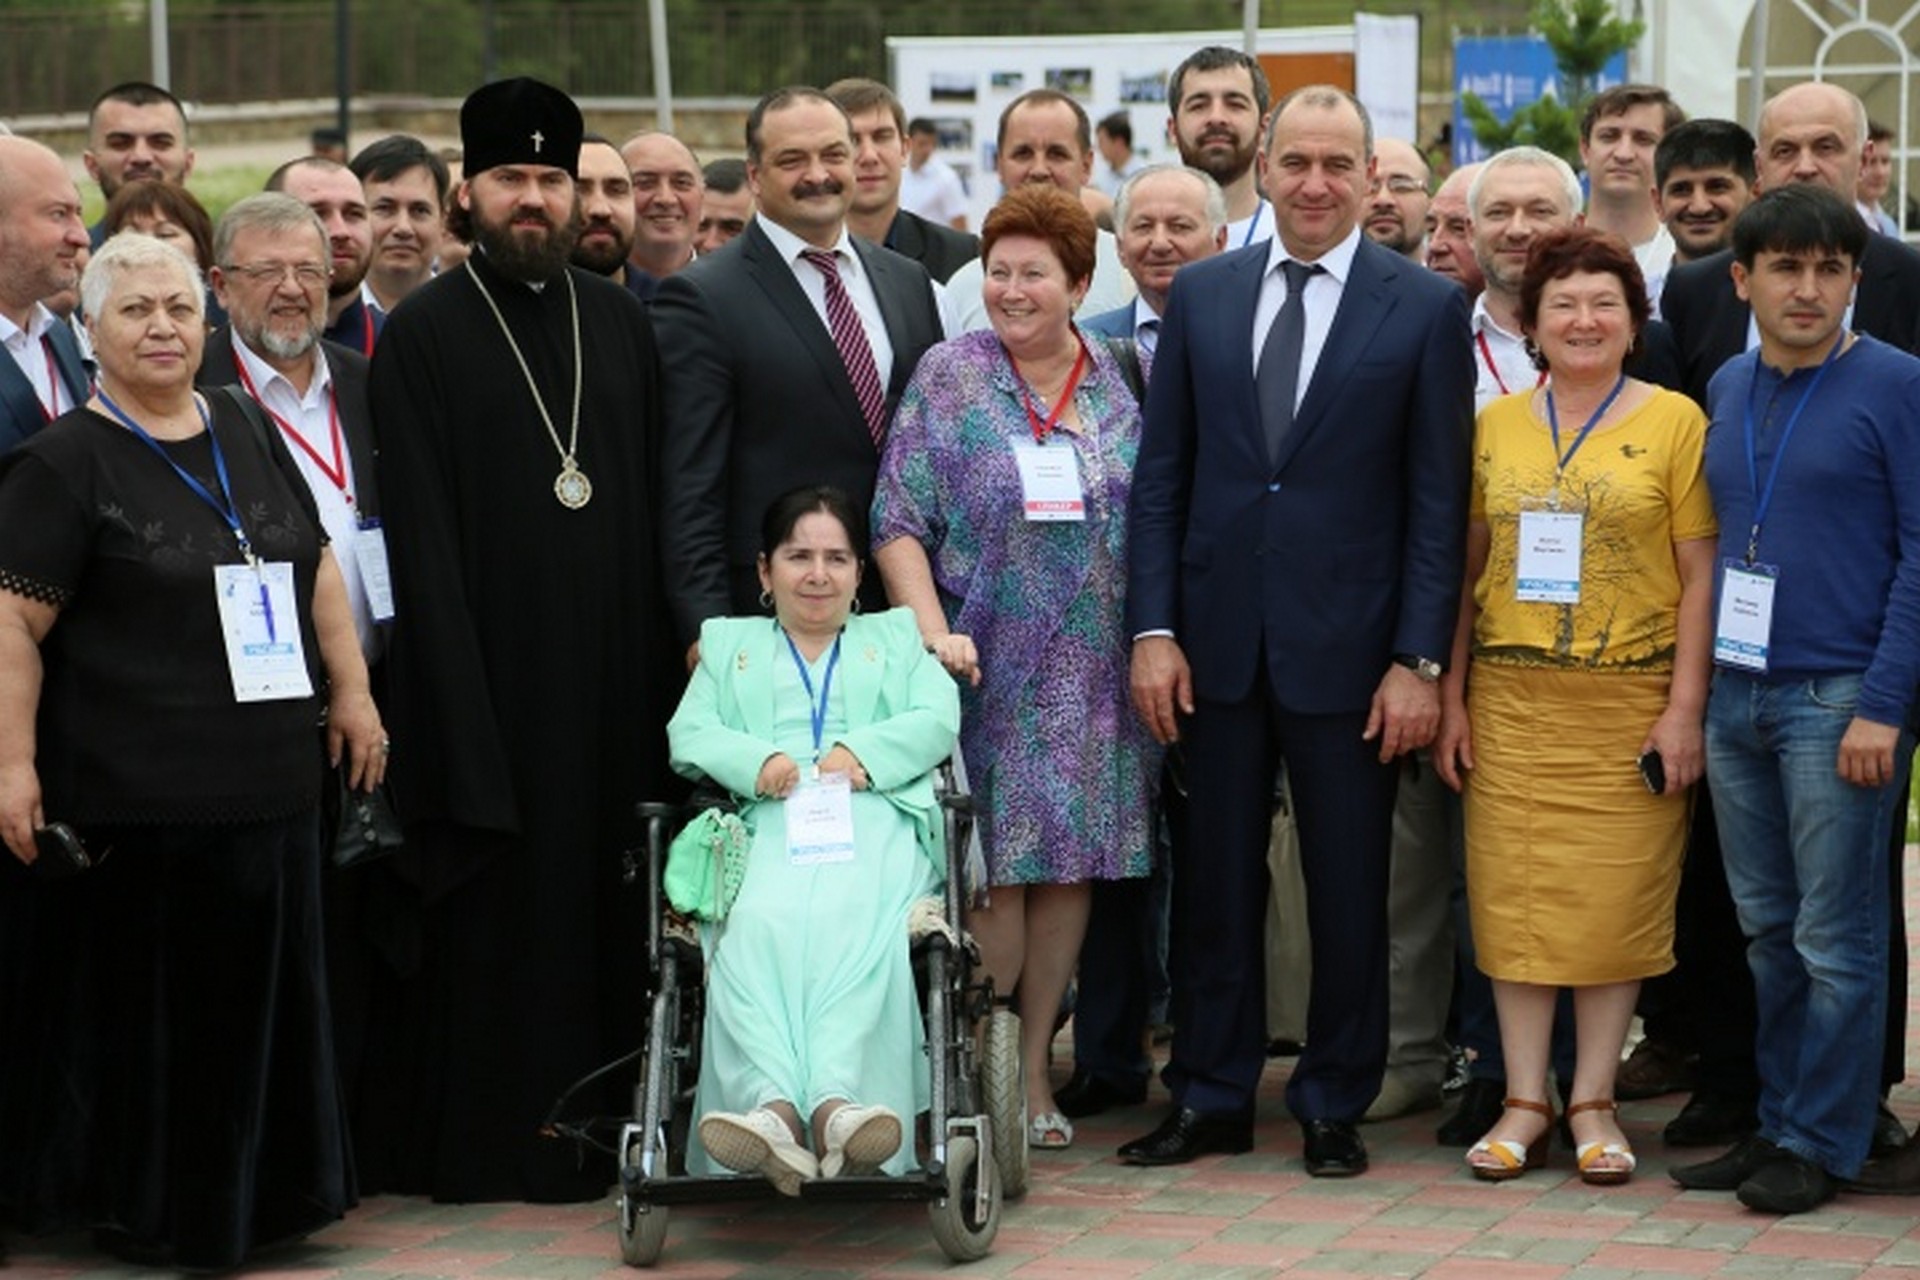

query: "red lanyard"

left=1476, top=330, right=1545, bottom=396
left=233, top=358, right=352, bottom=503
left=1011, top=340, right=1089, bottom=443
left=37, top=336, right=62, bottom=421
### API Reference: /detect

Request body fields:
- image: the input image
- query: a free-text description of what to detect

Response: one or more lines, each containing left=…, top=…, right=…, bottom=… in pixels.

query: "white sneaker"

left=699, top=1108, right=818, bottom=1195
left=819, top=1103, right=902, bottom=1178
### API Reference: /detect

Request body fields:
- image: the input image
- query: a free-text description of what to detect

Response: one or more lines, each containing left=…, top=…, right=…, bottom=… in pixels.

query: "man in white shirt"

left=202, top=193, right=388, bottom=662
left=942, top=90, right=1136, bottom=333
left=0, top=136, right=91, bottom=453
left=1166, top=46, right=1274, bottom=248
left=1096, top=111, right=1147, bottom=195
left=900, top=118, right=969, bottom=231
left=1468, top=147, right=1585, bottom=411
left=1578, top=85, right=1683, bottom=308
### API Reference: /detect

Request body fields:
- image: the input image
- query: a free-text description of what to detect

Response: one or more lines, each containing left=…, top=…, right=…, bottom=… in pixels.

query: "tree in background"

left=1462, top=0, right=1645, bottom=165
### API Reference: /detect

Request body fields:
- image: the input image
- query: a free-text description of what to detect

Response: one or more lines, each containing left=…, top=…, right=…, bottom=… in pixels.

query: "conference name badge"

left=1515, top=508, right=1584, bottom=604
left=1714, top=560, right=1777, bottom=672
left=1013, top=440, right=1086, bottom=521
left=214, top=562, right=314, bottom=702
left=354, top=518, right=396, bottom=622
left=786, top=769, right=856, bottom=866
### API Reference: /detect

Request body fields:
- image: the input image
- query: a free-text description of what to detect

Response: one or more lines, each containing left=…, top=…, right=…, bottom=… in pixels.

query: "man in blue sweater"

left=1672, top=185, right=1920, bottom=1214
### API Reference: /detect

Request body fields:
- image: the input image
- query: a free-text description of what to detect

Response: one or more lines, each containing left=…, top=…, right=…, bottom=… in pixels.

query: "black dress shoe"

left=1301, top=1119, right=1368, bottom=1177
left=1738, top=1150, right=1837, bottom=1214
left=1669, top=1133, right=1780, bottom=1190
left=1849, top=1131, right=1920, bottom=1194
left=1436, top=1076, right=1507, bottom=1148
left=1663, top=1089, right=1759, bottom=1147
left=1056, top=1068, right=1147, bottom=1119
left=1871, top=1100, right=1908, bottom=1158
left=1118, top=1106, right=1253, bottom=1165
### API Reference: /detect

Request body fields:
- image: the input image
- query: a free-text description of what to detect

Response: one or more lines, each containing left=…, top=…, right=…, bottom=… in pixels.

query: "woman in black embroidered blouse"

left=0, top=233, right=385, bottom=1270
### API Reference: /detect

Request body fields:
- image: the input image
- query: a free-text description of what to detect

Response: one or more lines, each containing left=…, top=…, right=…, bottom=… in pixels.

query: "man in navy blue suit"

left=0, top=137, right=91, bottom=455
left=1122, top=86, right=1473, bottom=1175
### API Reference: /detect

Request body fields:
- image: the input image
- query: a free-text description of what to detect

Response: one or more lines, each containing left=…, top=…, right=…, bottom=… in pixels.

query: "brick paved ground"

left=12, top=855, right=1920, bottom=1279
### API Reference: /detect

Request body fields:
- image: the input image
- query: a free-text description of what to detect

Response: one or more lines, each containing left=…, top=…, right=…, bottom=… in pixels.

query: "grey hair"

left=1759, top=81, right=1870, bottom=149
left=1113, top=163, right=1228, bottom=236
left=1263, top=85, right=1373, bottom=161
left=213, top=192, right=329, bottom=266
left=80, top=231, right=205, bottom=323
left=1469, top=146, right=1585, bottom=218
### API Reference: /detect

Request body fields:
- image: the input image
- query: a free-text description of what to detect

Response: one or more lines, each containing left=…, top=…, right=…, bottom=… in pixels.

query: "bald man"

left=1423, top=163, right=1484, bottom=295
left=619, top=130, right=703, bottom=298
left=0, top=137, right=91, bottom=452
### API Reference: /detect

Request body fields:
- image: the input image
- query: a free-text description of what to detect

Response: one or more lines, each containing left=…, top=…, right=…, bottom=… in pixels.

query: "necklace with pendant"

left=466, top=260, right=591, bottom=509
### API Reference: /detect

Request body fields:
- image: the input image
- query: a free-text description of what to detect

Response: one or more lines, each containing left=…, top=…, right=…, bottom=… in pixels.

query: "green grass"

left=81, top=163, right=278, bottom=228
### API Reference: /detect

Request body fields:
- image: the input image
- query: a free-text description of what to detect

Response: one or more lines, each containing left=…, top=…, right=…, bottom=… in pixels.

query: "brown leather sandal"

left=1465, top=1097, right=1554, bottom=1182
left=1567, top=1098, right=1636, bottom=1186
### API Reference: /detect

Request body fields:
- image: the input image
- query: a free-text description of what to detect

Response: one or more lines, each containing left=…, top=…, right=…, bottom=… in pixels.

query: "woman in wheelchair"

left=666, top=486, right=961, bottom=1195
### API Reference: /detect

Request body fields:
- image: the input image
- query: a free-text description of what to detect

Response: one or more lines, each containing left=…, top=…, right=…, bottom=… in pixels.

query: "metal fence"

left=1, top=1, right=1525, bottom=118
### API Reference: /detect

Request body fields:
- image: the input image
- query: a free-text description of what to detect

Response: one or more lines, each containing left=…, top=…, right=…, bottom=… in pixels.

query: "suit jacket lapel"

left=1218, top=246, right=1269, bottom=440
left=853, top=238, right=914, bottom=399
left=841, top=617, right=883, bottom=729
left=1273, top=239, right=1396, bottom=473
left=743, top=222, right=870, bottom=437
left=45, top=322, right=89, bottom=404
left=0, top=345, right=48, bottom=453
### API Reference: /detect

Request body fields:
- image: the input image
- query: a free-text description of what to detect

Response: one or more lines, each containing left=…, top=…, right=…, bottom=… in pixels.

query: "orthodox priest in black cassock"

left=359, top=78, right=679, bottom=1201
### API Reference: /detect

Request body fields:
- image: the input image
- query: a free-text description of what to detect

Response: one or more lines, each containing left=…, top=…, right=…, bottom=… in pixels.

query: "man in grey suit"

left=0, top=137, right=90, bottom=454
left=1081, top=164, right=1227, bottom=364
left=652, top=86, right=945, bottom=652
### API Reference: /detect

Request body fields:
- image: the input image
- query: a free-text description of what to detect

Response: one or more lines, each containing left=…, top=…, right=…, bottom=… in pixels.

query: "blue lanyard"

left=1544, top=371, right=1627, bottom=482
left=96, top=388, right=254, bottom=565
left=1241, top=200, right=1268, bottom=249
left=783, top=630, right=841, bottom=760
left=1740, top=334, right=1845, bottom=565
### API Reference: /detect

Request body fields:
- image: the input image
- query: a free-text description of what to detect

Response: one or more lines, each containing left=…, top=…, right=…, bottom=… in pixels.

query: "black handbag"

left=325, top=768, right=405, bottom=869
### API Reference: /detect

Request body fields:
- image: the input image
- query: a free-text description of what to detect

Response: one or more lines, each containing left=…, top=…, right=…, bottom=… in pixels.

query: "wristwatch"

left=1393, top=653, right=1443, bottom=683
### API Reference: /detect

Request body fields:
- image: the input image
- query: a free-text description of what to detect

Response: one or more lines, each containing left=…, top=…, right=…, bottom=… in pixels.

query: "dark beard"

left=1181, top=136, right=1257, bottom=188
left=569, top=223, right=632, bottom=277
left=473, top=204, right=584, bottom=284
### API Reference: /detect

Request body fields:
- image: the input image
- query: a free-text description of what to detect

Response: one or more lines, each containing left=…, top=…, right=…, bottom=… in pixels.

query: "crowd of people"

left=0, top=41, right=1919, bottom=1270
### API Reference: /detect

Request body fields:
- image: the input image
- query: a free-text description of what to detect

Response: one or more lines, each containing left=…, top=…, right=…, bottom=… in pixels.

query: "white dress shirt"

left=232, top=336, right=379, bottom=658
left=1250, top=224, right=1362, bottom=410
left=1, top=303, right=72, bottom=419
left=1470, top=295, right=1542, bottom=413
left=756, top=216, right=895, bottom=394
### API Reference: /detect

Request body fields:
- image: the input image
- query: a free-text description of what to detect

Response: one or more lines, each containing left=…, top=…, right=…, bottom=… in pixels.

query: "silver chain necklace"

left=465, top=259, right=591, bottom=509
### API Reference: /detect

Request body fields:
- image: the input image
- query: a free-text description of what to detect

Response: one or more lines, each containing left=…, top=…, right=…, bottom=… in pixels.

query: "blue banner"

left=1452, top=35, right=1630, bottom=167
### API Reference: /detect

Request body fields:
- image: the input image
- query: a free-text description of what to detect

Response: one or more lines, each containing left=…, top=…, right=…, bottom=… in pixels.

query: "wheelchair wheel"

left=928, top=1134, right=1000, bottom=1262
left=617, top=1135, right=671, bottom=1267
left=981, top=1006, right=1028, bottom=1198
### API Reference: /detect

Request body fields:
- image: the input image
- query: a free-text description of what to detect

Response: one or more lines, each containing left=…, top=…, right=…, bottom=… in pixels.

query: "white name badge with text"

left=214, top=561, right=314, bottom=702
left=1013, top=440, right=1086, bottom=521
left=354, top=519, right=396, bottom=622
left=1515, top=508, right=1584, bottom=603
left=1714, top=560, right=1777, bottom=672
left=785, top=770, right=856, bottom=865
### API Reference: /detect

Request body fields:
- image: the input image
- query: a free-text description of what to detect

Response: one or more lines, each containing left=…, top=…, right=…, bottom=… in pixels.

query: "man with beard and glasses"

left=570, top=134, right=641, bottom=294
left=359, top=76, right=678, bottom=1203
left=1167, top=45, right=1273, bottom=247
left=267, top=157, right=383, bottom=355
left=653, top=86, right=942, bottom=649
left=1364, top=138, right=1431, bottom=261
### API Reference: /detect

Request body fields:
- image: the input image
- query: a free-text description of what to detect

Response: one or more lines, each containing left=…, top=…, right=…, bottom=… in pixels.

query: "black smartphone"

left=31, top=822, right=93, bottom=879
left=1636, top=750, right=1666, bottom=796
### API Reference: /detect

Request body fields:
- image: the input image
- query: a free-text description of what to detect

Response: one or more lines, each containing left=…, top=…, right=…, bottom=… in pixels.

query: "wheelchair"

left=601, top=766, right=1023, bottom=1267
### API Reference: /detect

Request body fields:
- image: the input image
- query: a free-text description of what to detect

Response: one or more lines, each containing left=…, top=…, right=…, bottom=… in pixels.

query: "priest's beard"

left=474, top=204, right=584, bottom=284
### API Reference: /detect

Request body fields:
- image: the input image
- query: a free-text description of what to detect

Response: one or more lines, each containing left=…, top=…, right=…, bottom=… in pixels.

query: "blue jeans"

left=1707, top=671, right=1910, bottom=1178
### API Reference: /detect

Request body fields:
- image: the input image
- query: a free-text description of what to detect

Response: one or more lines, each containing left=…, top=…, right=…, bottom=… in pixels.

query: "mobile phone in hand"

left=31, top=822, right=93, bottom=879
left=1636, top=750, right=1666, bottom=796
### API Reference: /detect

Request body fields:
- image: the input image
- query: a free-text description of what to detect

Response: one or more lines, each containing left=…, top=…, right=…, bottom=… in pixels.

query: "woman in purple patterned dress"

left=872, top=186, right=1160, bottom=1149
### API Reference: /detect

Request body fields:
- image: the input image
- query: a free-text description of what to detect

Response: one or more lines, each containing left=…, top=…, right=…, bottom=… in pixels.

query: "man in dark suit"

left=826, top=78, right=978, bottom=284
left=0, top=136, right=91, bottom=454
left=1123, top=86, right=1473, bottom=1175
left=1660, top=79, right=1920, bottom=1163
left=1663, top=82, right=1920, bottom=405
left=197, top=193, right=386, bottom=666
left=652, top=86, right=945, bottom=651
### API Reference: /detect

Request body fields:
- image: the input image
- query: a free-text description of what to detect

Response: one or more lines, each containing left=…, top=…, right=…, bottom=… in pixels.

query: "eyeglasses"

left=1370, top=176, right=1427, bottom=196
left=222, top=261, right=331, bottom=287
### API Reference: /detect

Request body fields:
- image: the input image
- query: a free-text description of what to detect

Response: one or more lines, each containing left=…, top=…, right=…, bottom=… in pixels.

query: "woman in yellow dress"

left=1434, top=226, right=1716, bottom=1186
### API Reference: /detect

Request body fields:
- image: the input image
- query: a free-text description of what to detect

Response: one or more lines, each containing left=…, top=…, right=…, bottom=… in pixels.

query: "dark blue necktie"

left=1257, top=259, right=1321, bottom=464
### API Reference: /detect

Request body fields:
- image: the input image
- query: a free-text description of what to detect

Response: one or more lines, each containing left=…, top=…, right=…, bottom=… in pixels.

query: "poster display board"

left=1451, top=35, right=1629, bottom=167
left=889, top=19, right=1418, bottom=227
